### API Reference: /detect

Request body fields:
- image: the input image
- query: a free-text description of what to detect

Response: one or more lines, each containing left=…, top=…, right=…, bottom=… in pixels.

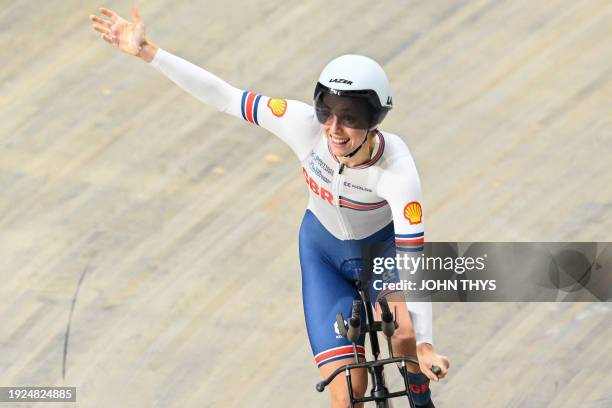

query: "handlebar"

left=316, top=357, right=442, bottom=392
left=316, top=356, right=428, bottom=392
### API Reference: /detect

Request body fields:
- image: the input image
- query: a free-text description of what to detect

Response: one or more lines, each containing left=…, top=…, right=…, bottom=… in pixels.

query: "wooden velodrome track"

left=1, top=0, right=611, bottom=407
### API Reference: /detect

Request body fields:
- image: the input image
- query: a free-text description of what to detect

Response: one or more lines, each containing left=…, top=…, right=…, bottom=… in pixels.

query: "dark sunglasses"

left=314, top=97, right=373, bottom=130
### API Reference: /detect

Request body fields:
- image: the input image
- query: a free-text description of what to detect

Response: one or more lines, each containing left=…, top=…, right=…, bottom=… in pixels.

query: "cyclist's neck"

left=336, top=131, right=376, bottom=168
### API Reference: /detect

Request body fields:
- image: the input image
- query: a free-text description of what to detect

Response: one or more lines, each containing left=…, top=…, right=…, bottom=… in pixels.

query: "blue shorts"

left=299, top=210, right=399, bottom=368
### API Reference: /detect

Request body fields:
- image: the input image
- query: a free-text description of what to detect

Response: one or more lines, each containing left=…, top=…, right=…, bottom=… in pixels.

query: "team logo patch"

left=403, top=201, right=422, bottom=224
left=267, top=98, right=287, bottom=117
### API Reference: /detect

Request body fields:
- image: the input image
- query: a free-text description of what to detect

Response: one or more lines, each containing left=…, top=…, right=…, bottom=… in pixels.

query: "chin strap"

left=342, top=129, right=371, bottom=158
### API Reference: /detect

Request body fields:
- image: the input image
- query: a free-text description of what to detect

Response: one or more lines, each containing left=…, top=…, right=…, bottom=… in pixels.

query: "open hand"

left=89, top=6, right=145, bottom=56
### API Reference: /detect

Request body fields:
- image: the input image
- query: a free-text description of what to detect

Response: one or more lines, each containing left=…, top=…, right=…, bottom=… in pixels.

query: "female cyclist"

left=90, top=6, right=449, bottom=407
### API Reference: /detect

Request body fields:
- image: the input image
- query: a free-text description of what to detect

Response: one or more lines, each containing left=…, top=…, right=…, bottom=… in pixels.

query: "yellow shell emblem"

left=268, top=98, right=287, bottom=117
left=403, top=201, right=422, bottom=225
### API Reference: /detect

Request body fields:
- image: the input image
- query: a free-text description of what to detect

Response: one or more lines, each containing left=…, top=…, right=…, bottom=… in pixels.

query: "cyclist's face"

left=318, top=94, right=371, bottom=156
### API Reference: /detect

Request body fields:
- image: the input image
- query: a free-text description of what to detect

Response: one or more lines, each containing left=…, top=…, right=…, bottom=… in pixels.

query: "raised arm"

left=89, top=6, right=320, bottom=160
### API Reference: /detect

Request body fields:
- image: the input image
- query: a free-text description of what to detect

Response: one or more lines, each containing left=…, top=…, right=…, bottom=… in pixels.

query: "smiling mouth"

left=330, top=136, right=349, bottom=145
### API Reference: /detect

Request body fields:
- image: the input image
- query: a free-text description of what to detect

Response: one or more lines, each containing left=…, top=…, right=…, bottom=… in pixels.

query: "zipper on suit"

left=332, top=163, right=351, bottom=239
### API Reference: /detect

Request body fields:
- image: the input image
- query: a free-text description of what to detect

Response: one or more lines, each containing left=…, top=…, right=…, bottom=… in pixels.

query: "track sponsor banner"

left=360, top=242, right=612, bottom=302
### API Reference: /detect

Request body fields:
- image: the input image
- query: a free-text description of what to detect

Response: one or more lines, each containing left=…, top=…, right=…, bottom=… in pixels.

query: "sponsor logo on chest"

left=303, top=167, right=334, bottom=205
left=343, top=181, right=373, bottom=193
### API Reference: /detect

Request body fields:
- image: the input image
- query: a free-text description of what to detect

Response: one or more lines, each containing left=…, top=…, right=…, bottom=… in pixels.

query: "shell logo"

left=267, top=98, right=287, bottom=117
left=403, top=201, right=422, bottom=224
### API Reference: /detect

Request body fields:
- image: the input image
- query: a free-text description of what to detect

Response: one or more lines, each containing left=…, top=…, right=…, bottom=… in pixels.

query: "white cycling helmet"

left=314, top=54, right=393, bottom=130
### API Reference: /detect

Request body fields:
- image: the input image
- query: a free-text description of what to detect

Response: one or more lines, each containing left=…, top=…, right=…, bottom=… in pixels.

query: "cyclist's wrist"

left=138, top=40, right=158, bottom=63
left=416, top=342, right=434, bottom=355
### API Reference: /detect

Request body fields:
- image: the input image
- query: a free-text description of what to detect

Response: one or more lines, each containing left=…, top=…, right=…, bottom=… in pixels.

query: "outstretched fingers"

left=90, top=13, right=113, bottom=43
left=90, top=6, right=146, bottom=54
left=91, top=23, right=111, bottom=36
left=99, top=7, right=119, bottom=22
left=131, top=5, right=142, bottom=23
left=89, top=14, right=112, bottom=29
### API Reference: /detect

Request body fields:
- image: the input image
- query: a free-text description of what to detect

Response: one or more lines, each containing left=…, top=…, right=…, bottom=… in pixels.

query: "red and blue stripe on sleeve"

left=395, top=232, right=424, bottom=252
left=240, top=91, right=262, bottom=125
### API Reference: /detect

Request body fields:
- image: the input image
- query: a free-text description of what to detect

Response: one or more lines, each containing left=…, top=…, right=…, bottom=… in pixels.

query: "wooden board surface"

left=1, top=0, right=611, bottom=407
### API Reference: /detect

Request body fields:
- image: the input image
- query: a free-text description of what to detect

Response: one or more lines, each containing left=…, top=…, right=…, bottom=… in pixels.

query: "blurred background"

left=1, top=0, right=611, bottom=406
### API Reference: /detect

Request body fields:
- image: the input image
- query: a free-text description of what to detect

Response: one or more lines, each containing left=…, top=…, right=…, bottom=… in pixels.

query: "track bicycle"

left=315, top=279, right=441, bottom=408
